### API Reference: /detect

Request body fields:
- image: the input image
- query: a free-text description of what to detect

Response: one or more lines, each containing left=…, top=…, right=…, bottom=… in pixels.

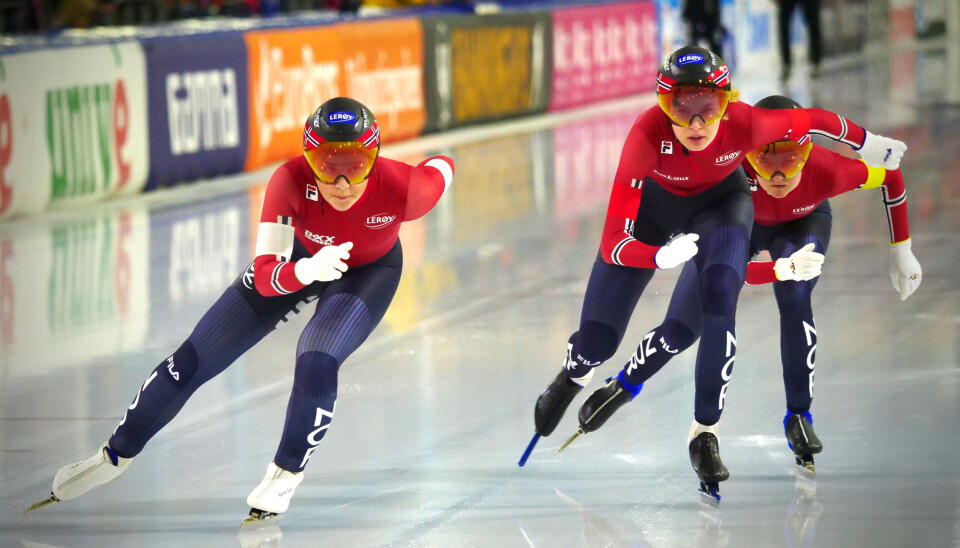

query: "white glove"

left=857, top=131, right=907, bottom=170
left=294, top=241, right=353, bottom=284
left=655, top=233, right=699, bottom=269
left=773, top=243, right=824, bottom=281
left=889, top=238, right=921, bottom=301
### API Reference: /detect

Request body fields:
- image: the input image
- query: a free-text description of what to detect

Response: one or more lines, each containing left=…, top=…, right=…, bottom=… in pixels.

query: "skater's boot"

left=577, top=371, right=643, bottom=433
left=244, top=462, right=304, bottom=526
left=784, top=411, right=822, bottom=473
left=688, top=421, right=729, bottom=504
left=535, top=368, right=594, bottom=436
left=26, top=443, right=132, bottom=512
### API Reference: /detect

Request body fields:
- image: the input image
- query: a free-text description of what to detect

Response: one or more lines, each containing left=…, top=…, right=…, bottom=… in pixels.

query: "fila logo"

left=304, top=230, right=335, bottom=245
left=242, top=261, right=255, bottom=289
left=793, top=204, right=815, bottom=214
left=715, top=150, right=742, bottom=166
left=365, top=214, right=396, bottom=229
left=166, top=356, right=179, bottom=381
left=306, top=184, right=318, bottom=201
left=747, top=177, right=758, bottom=191
left=661, top=141, right=674, bottom=154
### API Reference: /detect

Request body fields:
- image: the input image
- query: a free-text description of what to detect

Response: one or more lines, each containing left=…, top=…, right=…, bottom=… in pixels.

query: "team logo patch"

left=661, top=141, right=674, bottom=154
left=304, top=230, right=335, bottom=245
left=677, top=53, right=705, bottom=66
left=715, top=150, right=741, bottom=166
left=327, top=111, right=356, bottom=124
left=365, top=214, right=396, bottom=230
left=306, top=184, right=319, bottom=201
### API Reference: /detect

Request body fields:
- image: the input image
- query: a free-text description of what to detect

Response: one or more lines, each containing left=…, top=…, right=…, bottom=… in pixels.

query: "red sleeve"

left=404, top=156, right=454, bottom=221
left=599, top=117, right=661, bottom=268
left=744, top=104, right=866, bottom=151
left=877, top=169, right=910, bottom=243
left=745, top=261, right=778, bottom=285
left=253, top=163, right=307, bottom=297
left=828, top=154, right=910, bottom=243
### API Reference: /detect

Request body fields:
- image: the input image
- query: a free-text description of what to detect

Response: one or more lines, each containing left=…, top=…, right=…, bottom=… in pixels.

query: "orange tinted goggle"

left=304, top=141, right=379, bottom=185
left=657, top=85, right=731, bottom=127
left=746, top=139, right=812, bottom=180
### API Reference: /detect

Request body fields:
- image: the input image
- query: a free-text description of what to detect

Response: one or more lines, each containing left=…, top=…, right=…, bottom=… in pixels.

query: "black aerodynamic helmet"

left=754, top=94, right=803, bottom=111
left=656, top=46, right=732, bottom=127
left=747, top=95, right=812, bottom=179
left=303, top=97, right=380, bottom=185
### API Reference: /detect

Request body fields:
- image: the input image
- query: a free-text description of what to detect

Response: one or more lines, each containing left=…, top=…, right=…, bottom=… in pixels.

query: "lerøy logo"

left=365, top=214, right=396, bottom=229
left=792, top=204, right=815, bottom=214
left=715, top=150, right=741, bottom=166
left=677, top=54, right=704, bottom=66
left=327, top=111, right=356, bottom=124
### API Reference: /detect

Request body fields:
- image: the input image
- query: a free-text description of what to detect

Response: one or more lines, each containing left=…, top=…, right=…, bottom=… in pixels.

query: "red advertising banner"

left=549, top=1, right=660, bottom=111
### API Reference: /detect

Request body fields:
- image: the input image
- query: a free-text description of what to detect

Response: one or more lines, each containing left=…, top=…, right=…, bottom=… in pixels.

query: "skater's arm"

left=402, top=156, right=454, bottom=221
left=253, top=165, right=308, bottom=297
left=599, top=122, right=665, bottom=269
left=745, top=244, right=824, bottom=285
left=835, top=156, right=920, bottom=299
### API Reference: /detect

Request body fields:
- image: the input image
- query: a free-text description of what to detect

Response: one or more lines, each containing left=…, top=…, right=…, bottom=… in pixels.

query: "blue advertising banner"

left=142, top=32, right=249, bottom=190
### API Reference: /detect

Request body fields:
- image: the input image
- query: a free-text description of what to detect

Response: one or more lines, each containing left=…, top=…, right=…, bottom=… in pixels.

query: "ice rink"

left=2, top=42, right=959, bottom=547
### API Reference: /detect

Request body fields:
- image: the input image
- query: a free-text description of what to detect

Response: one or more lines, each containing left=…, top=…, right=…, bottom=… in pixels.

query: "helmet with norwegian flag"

left=303, top=97, right=380, bottom=186
left=656, top=46, right=732, bottom=127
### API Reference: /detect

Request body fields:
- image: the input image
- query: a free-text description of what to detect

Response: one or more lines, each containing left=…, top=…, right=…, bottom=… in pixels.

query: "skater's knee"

left=575, top=321, right=620, bottom=364
left=294, top=351, right=340, bottom=400
left=157, top=341, right=199, bottom=388
left=660, top=319, right=698, bottom=352
left=699, top=264, right=741, bottom=317
left=773, top=280, right=814, bottom=310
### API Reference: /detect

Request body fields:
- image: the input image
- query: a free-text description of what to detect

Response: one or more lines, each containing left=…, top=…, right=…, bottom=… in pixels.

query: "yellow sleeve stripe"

left=859, top=164, right=886, bottom=190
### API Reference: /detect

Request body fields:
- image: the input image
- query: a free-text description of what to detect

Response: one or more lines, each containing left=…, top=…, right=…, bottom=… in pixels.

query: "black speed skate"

left=784, top=412, right=822, bottom=475
left=689, top=428, right=730, bottom=506
left=535, top=370, right=585, bottom=436
left=556, top=372, right=643, bottom=453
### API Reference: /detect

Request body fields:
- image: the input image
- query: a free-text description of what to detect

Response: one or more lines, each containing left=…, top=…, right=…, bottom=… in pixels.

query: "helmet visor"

left=657, top=85, right=731, bottom=127
left=304, top=141, right=378, bottom=186
left=746, top=139, right=813, bottom=180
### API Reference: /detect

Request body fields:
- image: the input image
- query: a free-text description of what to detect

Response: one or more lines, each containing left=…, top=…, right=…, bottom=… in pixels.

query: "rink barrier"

left=420, top=12, right=552, bottom=133
left=548, top=1, right=659, bottom=111
left=0, top=42, right=149, bottom=218
left=143, top=31, right=250, bottom=190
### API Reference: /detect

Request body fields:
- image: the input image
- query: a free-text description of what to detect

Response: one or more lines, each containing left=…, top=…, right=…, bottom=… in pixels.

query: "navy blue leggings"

left=110, top=240, right=402, bottom=472
left=565, top=170, right=753, bottom=426
left=623, top=204, right=832, bottom=418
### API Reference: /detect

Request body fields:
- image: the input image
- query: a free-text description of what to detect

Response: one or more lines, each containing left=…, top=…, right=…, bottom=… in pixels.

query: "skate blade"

left=240, top=508, right=281, bottom=530
left=795, top=456, right=816, bottom=478
left=24, top=494, right=59, bottom=514
left=518, top=433, right=541, bottom=467
left=555, top=428, right=585, bottom=454
left=698, top=482, right=721, bottom=508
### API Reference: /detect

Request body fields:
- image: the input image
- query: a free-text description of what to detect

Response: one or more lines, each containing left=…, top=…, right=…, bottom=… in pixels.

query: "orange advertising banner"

left=338, top=19, right=426, bottom=143
left=244, top=20, right=425, bottom=172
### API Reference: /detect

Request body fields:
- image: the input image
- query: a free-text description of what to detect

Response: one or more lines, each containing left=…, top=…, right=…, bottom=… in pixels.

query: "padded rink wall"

left=0, top=0, right=945, bottom=220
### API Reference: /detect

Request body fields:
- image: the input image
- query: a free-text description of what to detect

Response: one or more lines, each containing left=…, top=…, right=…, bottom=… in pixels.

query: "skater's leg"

left=248, top=245, right=401, bottom=516
left=623, top=260, right=703, bottom=386
left=566, top=255, right=655, bottom=379
left=691, top=219, right=751, bottom=427
left=576, top=261, right=703, bottom=434
left=265, top=242, right=401, bottom=475
left=109, top=274, right=311, bottom=458
left=769, top=210, right=830, bottom=415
